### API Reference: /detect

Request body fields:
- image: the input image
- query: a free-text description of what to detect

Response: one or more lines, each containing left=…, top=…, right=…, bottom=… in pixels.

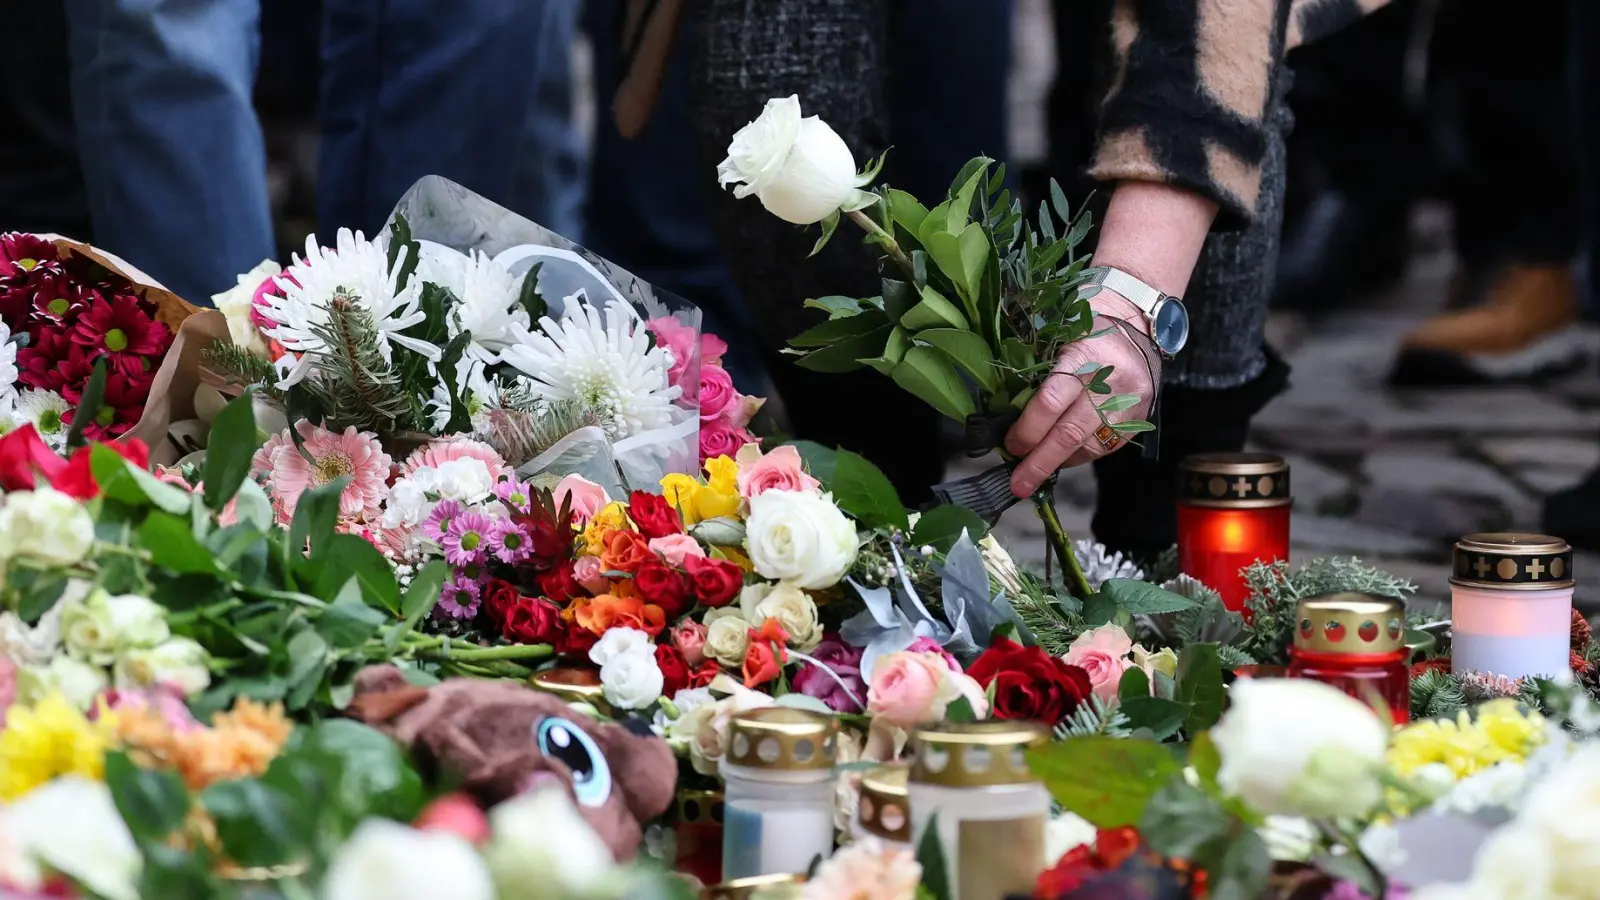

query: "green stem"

left=426, top=643, right=555, bottom=663
left=1032, top=486, right=1094, bottom=600
left=845, top=209, right=917, bottom=281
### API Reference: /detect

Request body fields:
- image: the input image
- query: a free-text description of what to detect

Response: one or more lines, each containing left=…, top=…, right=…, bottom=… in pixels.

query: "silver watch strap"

left=1088, top=267, right=1166, bottom=316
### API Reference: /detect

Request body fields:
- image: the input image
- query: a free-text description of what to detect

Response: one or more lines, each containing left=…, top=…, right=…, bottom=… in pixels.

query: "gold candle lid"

left=726, top=707, right=839, bottom=771
left=859, top=764, right=911, bottom=842
left=702, top=874, right=805, bottom=900
left=530, top=667, right=609, bottom=712
left=674, top=788, right=724, bottom=827
left=1451, top=533, right=1574, bottom=590
left=1293, top=593, right=1406, bottom=655
left=1177, top=452, right=1291, bottom=509
left=909, top=720, right=1049, bottom=788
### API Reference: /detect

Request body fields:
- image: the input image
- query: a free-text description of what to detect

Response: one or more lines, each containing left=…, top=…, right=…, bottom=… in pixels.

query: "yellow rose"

left=704, top=455, right=739, bottom=496
left=659, top=474, right=704, bottom=525
left=696, top=487, right=742, bottom=521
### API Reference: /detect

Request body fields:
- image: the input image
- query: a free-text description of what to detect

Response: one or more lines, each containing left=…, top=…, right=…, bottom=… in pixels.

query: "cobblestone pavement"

left=966, top=215, right=1600, bottom=611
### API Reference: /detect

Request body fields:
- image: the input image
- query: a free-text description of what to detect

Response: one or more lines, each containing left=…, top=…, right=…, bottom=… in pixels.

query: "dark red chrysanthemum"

left=70, top=293, right=170, bottom=375
left=61, top=368, right=152, bottom=440
left=27, top=271, right=100, bottom=327
left=0, top=232, right=59, bottom=278
left=16, top=326, right=79, bottom=392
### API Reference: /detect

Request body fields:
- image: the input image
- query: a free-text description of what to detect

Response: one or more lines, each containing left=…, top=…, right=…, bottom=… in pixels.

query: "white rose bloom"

left=702, top=608, right=751, bottom=668
left=588, top=626, right=654, bottom=667
left=18, top=655, right=109, bottom=710
left=1211, top=679, right=1388, bottom=819
left=661, top=687, right=716, bottom=746
left=599, top=651, right=665, bottom=711
left=689, top=687, right=775, bottom=776
left=749, top=582, right=824, bottom=651
left=744, top=489, right=859, bottom=590
left=1045, top=812, right=1098, bottom=862
left=113, top=638, right=211, bottom=696
left=0, top=486, right=94, bottom=565
left=0, top=806, right=43, bottom=894
left=7, top=777, right=140, bottom=900
left=323, top=819, right=493, bottom=900
left=0, top=593, right=66, bottom=667
left=61, top=591, right=169, bottom=666
left=1259, top=816, right=1318, bottom=862
left=717, top=95, right=878, bottom=226
left=483, top=788, right=616, bottom=898
left=211, top=259, right=280, bottom=357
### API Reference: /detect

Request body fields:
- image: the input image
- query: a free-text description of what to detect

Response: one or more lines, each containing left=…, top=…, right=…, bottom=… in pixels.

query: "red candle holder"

left=672, top=788, right=725, bottom=885
left=1177, top=453, right=1292, bottom=615
left=1287, top=593, right=1410, bottom=724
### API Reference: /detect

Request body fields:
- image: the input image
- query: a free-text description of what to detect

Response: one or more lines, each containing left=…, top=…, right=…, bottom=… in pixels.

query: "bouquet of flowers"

left=0, top=232, right=197, bottom=450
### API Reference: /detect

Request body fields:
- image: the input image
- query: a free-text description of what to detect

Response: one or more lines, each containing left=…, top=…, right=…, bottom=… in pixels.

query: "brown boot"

left=1389, top=264, right=1594, bottom=385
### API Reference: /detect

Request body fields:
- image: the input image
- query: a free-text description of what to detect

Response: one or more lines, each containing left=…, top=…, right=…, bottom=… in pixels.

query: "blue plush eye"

left=536, top=717, right=612, bottom=807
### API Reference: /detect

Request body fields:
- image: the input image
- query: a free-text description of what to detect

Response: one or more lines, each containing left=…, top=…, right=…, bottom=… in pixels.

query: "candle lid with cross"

left=1176, top=452, right=1291, bottom=509
left=1450, top=532, right=1574, bottom=591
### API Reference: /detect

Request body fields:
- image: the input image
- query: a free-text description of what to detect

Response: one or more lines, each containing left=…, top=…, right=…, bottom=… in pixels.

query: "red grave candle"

left=673, top=788, right=725, bottom=885
left=1176, top=453, right=1292, bottom=615
left=1287, top=593, right=1410, bottom=724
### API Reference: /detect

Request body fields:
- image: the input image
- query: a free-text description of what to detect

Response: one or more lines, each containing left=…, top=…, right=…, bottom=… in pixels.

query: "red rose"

left=52, top=439, right=152, bottom=501
left=656, top=644, right=691, bottom=697
left=502, top=597, right=564, bottom=645
left=538, top=559, right=584, bottom=604
left=627, top=490, right=683, bottom=539
left=966, top=637, right=1092, bottom=724
left=482, top=579, right=523, bottom=627
left=688, top=659, right=721, bottom=688
left=634, top=559, right=691, bottom=618
left=0, top=425, right=64, bottom=492
left=556, top=622, right=598, bottom=659
left=684, top=555, right=743, bottom=607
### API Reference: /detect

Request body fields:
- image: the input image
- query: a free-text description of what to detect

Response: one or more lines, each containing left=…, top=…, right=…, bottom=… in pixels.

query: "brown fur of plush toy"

left=347, top=665, right=676, bottom=860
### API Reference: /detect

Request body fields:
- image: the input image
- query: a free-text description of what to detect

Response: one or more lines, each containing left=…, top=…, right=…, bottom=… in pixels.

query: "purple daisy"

left=489, top=518, right=534, bottom=565
left=441, top=511, right=493, bottom=566
left=435, top=575, right=483, bottom=620
left=424, top=498, right=466, bottom=544
left=496, top=479, right=533, bottom=513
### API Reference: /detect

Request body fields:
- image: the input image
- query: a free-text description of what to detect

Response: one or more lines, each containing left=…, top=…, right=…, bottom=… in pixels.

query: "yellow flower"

left=0, top=693, right=117, bottom=800
left=659, top=474, right=705, bottom=526
left=717, top=546, right=756, bottom=572
left=696, top=487, right=742, bottom=521
left=704, top=455, right=740, bottom=496
left=1388, top=701, right=1546, bottom=782
left=1475, top=699, right=1545, bottom=757
left=579, top=501, right=632, bottom=555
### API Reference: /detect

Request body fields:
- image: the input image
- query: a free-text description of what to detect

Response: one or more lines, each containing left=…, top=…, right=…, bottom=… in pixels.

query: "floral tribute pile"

left=0, top=232, right=186, bottom=447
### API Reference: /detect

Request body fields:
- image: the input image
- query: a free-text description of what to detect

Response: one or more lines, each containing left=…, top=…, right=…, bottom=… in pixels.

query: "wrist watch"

left=1086, top=266, right=1190, bottom=356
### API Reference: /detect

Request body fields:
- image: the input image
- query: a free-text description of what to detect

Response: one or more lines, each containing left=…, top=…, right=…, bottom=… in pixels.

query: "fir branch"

left=1238, top=557, right=1418, bottom=666
left=1411, top=670, right=1467, bottom=721
left=1053, top=695, right=1132, bottom=740
left=472, top=399, right=602, bottom=468
left=202, top=341, right=284, bottom=401
left=1010, top=578, right=1081, bottom=658
left=303, top=292, right=416, bottom=435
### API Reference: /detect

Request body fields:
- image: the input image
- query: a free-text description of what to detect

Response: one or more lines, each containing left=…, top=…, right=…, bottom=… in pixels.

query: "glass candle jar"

left=673, top=788, right=724, bottom=886
left=853, top=764, right=912, bottom=851
left=1449, top=533, right=1575, bottom=679
left=720, top=708, right=839, bottom=881
left=1176, top=453, right=1292, bottom=615
left=529, top=667, right=609, bottom=715
left=701, top=874, right=806, bottom=900
left=908, top=721, right=1050, bottom=900
left=1287, top=593, right=1411, bottom=724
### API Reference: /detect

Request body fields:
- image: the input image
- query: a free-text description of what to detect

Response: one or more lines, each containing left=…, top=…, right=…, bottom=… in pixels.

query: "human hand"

left=1003, top=290, right=1156, bottom=497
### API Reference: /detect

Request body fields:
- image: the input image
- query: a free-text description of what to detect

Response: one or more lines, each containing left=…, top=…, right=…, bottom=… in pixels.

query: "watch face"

left=1152, top=298, right=1189, bottom=355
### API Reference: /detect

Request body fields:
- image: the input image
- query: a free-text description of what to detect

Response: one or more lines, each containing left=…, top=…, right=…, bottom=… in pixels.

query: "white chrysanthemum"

left=12, top=388, right=70, bottom=448
left=258, top=228, right=441, bottom=387
left=499, top=293, right=680, bottom=439
left=423, top=249, right=530, bottom=355
left=0, top=320, right=18, bottom=411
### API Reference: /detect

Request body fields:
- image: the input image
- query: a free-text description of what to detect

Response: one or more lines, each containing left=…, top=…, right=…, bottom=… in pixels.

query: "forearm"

left=1093, top=180, right=1218, bottom=300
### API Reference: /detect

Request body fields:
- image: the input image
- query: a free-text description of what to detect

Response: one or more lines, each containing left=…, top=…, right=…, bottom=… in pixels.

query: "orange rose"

left=600, top=529, right=653, bottom=574
left=576, top=593, right=667, bottom=637
left=562, top=596, right=592, bottom=625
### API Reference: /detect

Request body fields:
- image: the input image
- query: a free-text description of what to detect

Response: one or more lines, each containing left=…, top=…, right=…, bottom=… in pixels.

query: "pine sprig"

left=472, top=399, right=601, bottom=469
left=1009, top=578, right=1082, bottom=658
left=202, top=342, right=284, bottom=401
left=303, top=292, right=417, bottom=435
left=1411, top=669, right=1467, bottom=720
left=1053, top=695, right=1133, bottom=740
left=1239, top=557, right=1418, bottom=665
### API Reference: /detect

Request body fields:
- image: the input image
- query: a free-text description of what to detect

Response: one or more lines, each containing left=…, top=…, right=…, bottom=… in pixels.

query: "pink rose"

left=906, top=637, right=961, bottom=672
left=722, top=392, right=767, bottom=429
left=699, top=365, right=737, bottom=421
left=734, top=445, right=821, bottom=498
left=555, top=473, right=610, bottom=524
left=700, top=419, right=753, bottom=463
left=868, top=651, right=954, bottom=729
left=0, top=657, right=15, bottom=728
left=1063, top=624, right=1135, bottom=703
left=648, top=316, right=698, bottom=387
left=414, top=793, right=491, bottom=845
left=700, top=332, right=729, bottom=368
left=671, top=620, right=710, bottom=666
left=573, top=555, right=610, bottom=594
left=649, top=533, right=706, bottom=568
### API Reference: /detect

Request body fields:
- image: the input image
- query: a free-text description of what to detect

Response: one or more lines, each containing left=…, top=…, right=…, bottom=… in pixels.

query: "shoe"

left=1389, top=265, right=1594, bottom=387
left=1273, top=191, right=1408, bottom=312
left=1543, top=469, right=1600, bottom=553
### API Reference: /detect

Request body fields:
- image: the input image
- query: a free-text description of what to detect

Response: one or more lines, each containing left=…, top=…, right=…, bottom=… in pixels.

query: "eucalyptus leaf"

left=1097, top=393, right=1142, bottom=413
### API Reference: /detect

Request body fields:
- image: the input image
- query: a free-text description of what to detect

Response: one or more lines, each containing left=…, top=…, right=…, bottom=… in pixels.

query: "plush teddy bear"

left=347, top=664, right=676, bottom=860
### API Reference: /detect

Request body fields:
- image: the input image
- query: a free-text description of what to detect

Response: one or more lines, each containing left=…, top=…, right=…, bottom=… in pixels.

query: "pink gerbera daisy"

left=423, top=498, right=466, bottom=543
left=441, top=511, right=494, bottom=566
left=401, top=438, right=509, bottom=482
left=435, top=575, right=482, bottom=619
left=263, top=420, right=392, bottom=521
left=489, top=518, right=534, bottom=565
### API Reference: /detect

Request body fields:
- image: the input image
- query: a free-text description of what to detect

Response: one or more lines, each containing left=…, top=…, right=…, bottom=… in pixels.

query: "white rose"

left=324, top=819, right=492, bottom=900
left=1259, top=816, right=1317, bottom=862
left=211, top=259, right=279, bottom=357
left=1516, top=744, right=1600, bottom=887
left=744, top=489, right=858, bottom=590
left=599, top=651, right=664, bottom=711
left=0, top=590, right=67, bottom=666
left=0, top=487, right=94, bottom=565
left=18, top=655, right=109, bottom=710
left=112, top=638, right=211, bottom=696
left=1211, top=679, right=1387, bottom=818
left=7, top=777, right=140, bottom=900
left=483, top=788, right=616, bottom=898
left=659, top=687, right=717, bottom=744
left=750, top=582, right=823, bottom=651
left=1045, top=812, right=1098, bottom=863
left=703, top=608, right=750, bottom=668
left=588, top=627, right=654, bottom=667
left=61, top=591, right=169, bottom=666
left=689, top=687, right=775, bottom=776
left=716, top=95, right=878, bottom=226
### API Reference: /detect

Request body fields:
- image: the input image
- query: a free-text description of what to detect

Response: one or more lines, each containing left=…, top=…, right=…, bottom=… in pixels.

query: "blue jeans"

left=319, top=0, right=586, bottom=240
left=62, top=0, right=275, bottom=305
